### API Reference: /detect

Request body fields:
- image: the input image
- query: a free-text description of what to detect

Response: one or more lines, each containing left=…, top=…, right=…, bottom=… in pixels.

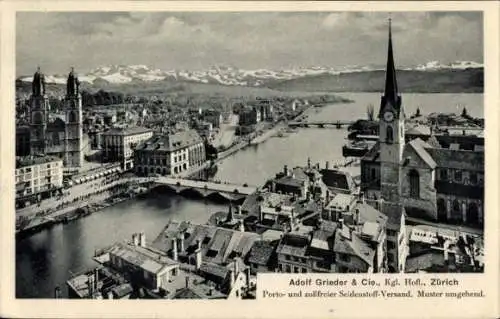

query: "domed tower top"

left=66, top=67, right=80, bottom=97
left=32, top=66, right=46, bottom=96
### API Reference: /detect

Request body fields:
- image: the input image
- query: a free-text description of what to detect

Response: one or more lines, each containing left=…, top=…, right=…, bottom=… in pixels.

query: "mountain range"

left=16, top=61, right=483, bottom=95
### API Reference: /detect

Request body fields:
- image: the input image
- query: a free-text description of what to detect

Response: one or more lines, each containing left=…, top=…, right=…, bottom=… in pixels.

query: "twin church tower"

left=29, top=67, right=84, bottom=170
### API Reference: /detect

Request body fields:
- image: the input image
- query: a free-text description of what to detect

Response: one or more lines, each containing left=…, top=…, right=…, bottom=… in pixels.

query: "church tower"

left=379, top=19, right=405, bottom=204
left=30, top=67, right=50, bottom=156
left=64, top=68, right=83, bottom=168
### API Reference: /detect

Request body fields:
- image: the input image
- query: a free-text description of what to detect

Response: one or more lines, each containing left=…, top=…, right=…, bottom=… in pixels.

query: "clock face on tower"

left=383, top=111, right=394, bottom=122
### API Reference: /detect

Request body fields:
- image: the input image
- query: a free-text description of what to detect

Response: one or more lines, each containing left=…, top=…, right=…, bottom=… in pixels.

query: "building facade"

left=15, top=155, right=64, bottom=205
left=134, top=130, right=205, bottom=176
left=101, top=127, right=153, bottom=169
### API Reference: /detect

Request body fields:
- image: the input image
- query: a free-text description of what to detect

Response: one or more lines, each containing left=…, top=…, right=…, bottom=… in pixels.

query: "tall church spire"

left=384, top=17, right=399, bottom=107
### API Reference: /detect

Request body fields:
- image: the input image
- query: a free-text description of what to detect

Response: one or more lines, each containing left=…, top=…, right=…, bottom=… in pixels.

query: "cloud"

left=16, top=11, right=483, bottom=75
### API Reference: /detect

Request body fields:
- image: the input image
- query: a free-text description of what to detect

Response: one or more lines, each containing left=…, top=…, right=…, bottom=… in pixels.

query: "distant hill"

left=266, top=68, right=483, bottom=93
left=16, top=66, right=483, bottom=100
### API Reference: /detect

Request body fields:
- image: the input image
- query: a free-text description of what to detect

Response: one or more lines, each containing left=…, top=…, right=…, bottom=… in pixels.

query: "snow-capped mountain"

left=18, top=61, right=483, bottom=87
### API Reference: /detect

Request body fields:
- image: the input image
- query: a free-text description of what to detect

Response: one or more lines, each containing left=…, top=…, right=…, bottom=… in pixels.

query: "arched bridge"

left=148, top=177, right=257, bottom=201
left=288, top=120, right=354, bottom=129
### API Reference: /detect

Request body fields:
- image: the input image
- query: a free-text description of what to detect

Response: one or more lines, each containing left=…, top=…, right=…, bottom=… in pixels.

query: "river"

left=16, top=92, right=483, bottom=298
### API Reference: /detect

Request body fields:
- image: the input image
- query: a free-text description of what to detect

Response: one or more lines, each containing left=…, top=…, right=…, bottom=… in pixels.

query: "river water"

left=16, top=92, right=482, bottom=298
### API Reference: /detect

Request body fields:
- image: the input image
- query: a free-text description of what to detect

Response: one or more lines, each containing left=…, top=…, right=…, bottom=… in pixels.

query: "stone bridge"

left=143, top=177, right=257, bottom=201
left=288, top=120, right=354, bottom=129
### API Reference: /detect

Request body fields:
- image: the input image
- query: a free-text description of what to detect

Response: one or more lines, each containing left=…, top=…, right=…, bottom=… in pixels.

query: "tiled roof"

left=320, top=169, right=355, bottom=190
left=380, top=202, right=405, bottom=228
left=247, top=241, right=276, bottom=266
left=199, top=262, right=230, bottom=281
left=135, top=130, right=202, bottom=152
left=333, top=228, right=375, bottom=266
left=353, top=202, right=388, bottom=227
left=276, top=233, right=309, bottom=257
left=405, top=250, right=445, bottom=273
left=152, top=221, right=259, bottom=264
left=362, top=142, right=380, bottom=162
left=406, top=138, right=437, bottom=169
left=109, top=242, right=177, bottom=275
left=426, top=148, right=484, bottom=171
left=103, top=126, right=152, bottom=136
left=16, top=155, right=62, bottom=168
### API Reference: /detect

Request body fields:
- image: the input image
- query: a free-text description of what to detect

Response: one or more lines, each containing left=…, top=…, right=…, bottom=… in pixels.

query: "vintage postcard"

left=0, top=1, right=498, bottom=318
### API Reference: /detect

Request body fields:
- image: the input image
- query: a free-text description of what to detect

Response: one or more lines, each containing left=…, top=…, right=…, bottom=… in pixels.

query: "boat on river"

left=342, top=140, right=375, bottom=157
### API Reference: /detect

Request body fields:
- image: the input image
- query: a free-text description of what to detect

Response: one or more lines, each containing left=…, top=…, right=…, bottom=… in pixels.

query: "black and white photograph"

left=12, top=9, right=487, bottom=302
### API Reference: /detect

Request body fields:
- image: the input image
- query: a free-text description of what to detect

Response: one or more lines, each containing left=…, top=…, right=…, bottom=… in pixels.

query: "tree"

left=461, top=106, right=469, bottom=118
left=366, top=104, right=375, bottom=121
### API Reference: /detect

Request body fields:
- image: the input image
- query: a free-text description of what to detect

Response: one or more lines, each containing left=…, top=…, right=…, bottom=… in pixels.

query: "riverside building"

left=101, top=127, right=153, bottom=170
left=15, top=155, right=64, bottom=206
left=133, top=129, right=205, bottom=176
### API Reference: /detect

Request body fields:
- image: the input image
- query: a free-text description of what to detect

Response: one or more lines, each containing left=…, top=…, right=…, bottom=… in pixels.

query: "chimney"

left=307, top=157, right=311, bottom=169
left=54, top=286, right=61, bottom=299
left=132, top=233, right=139, bottom=246
left=228, top=269, right=235, bottom=291
left=88, top=275, right=93, bottom=298
left=178, top=235, right=185, bottom=253
left=338, top=218, right=344, bottom=230
left=185, top=276, right=189, bottom=288
left=239, top=221, right=245, bottom=233
left=234, top=260, right=239, bottom=276
left=360, top=192, right=365, bottom=204
left=326, top=190, right=330, bottom=204
left=227, top=204, right=234, bottom=222
left=237, top=205, right=242, bottom=215
left=325, top=161, right=330, bottom=170
left=94, top=268, right=99, bottom=291
left=283, top=165, right=288, bottom=176
left=172, top=238, right=178, bottom=261
left=139, top=232, right=146, bottom=247
left=258, top=205, right=263, bottom=222
left=355, top=209, right=360, bottom=225
left=107, top=291, right=114, bottom=299
left=195, top=240, right=202, bottom=270
left=245, top=267, right=251, bottom=287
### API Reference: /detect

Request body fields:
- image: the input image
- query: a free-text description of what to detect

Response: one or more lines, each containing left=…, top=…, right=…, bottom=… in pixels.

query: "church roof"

left=406, top=138, right=437, bottom=169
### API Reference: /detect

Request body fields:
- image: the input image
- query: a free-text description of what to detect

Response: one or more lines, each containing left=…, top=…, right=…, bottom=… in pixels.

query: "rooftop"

left=247, top=241, right=276, bottom=266
left=102, top=126, right=152, bottom=136
left=108, top=242, right=178, bottom=275
left=16, top=155, right=62, bottom=168
left=135, top=130, right=203, bottom=152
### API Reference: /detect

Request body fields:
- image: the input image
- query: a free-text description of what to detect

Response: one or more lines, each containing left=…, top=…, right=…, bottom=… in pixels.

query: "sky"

left=16, top=11, right=483, bottom=75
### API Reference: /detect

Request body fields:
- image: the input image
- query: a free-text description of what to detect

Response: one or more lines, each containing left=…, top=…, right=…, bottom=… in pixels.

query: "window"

left=454, top=170, right=462, bottom=182
left=285, top=255, right=290, bottom=261
left=386, top=126, right=394, bottom=143
left=453, top=200, right=461, bottom=213
left=387, top=241, right=396, bottom=250
left=409, top=169, right=420, bottom=198
left=470, top=172, right=478, bottom=185
left=440, top=169, right=448, bottom=181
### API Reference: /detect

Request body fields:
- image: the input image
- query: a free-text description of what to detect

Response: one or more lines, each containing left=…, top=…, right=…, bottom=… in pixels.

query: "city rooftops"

left=135, top=130, right=203, bottom=152
left=16, top=155, right=62, bottom=168
left=102, top=126, right=152, bottom=136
